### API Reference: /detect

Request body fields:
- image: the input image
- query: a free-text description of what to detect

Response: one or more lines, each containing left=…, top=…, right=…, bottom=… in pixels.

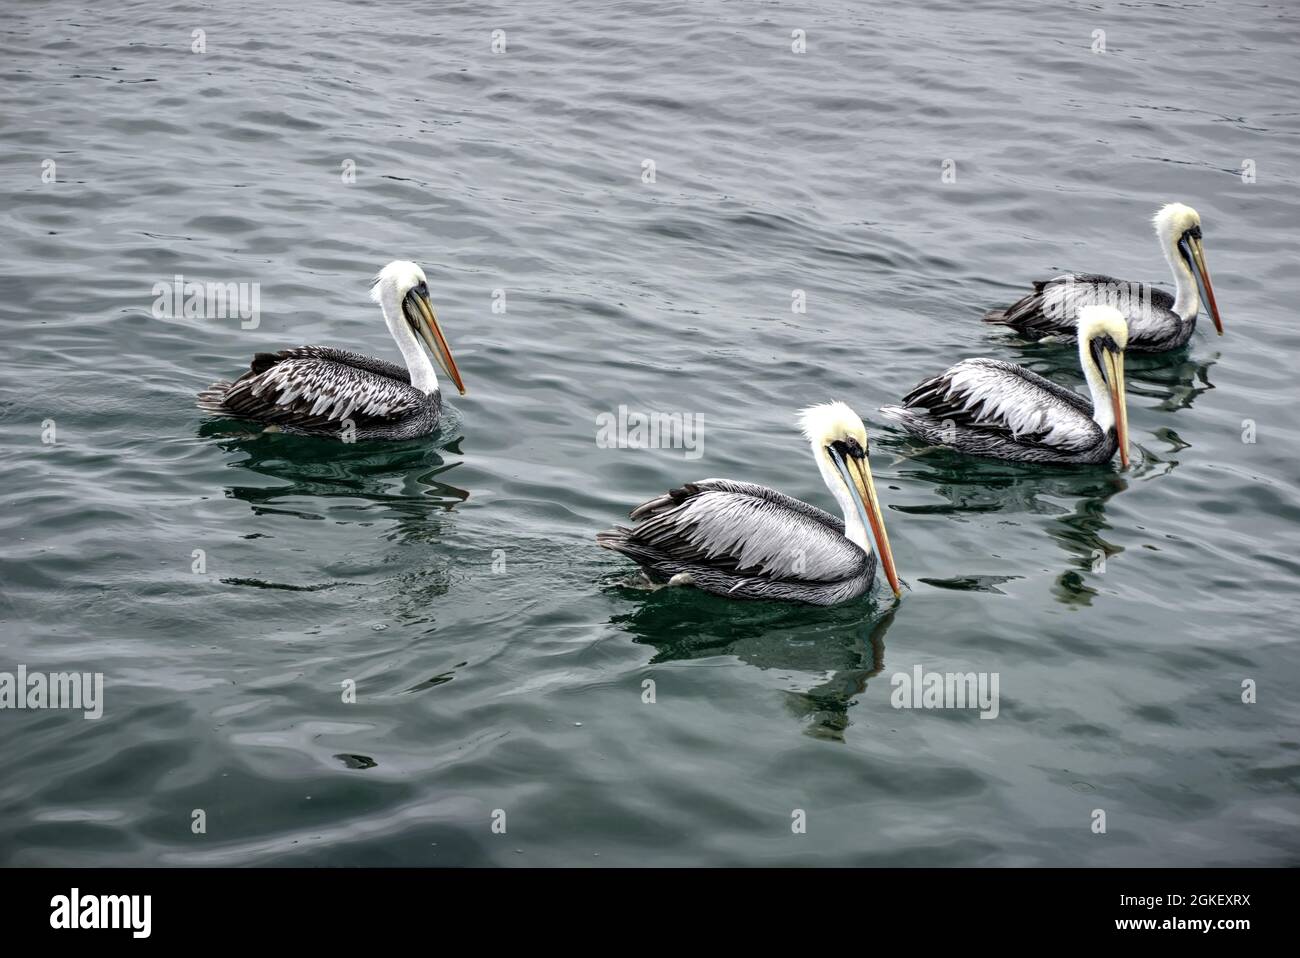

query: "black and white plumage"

left=197, top=261, right=465, bottom=441
left=198, top=346, right=441, bottom=440
left=983, top=203, right=1223, bottom=353
left=597, top=402, right=901, bottom=606
left=882, top=305, right=1131, bottom=467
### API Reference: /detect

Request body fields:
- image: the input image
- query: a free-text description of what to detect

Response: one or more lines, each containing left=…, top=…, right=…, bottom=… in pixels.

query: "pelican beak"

left=833, top=447, right=901, bottom=598
left=405, top=289, right=466, bottom=395
left=1181, top=232, right=1223, bottom=335
left=1101, top=347, right=1130, bottom=468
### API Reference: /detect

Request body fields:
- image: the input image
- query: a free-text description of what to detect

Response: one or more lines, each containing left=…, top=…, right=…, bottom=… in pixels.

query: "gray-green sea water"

left=1, top=0, right=1297, bottom=865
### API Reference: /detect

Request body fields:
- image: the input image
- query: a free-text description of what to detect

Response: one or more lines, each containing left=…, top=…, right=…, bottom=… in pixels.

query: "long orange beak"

left=1187, top=235, right=1223, bottom=335
left=840, top=453, right=902, bottom=598
left=410, top=291, right=467, bottom=395
left=1101, top=349, right=1130, bottom=468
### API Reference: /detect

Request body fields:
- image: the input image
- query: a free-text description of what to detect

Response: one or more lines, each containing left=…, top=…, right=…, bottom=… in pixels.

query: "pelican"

left=881, top=305, right=1130, bottom=467
left=982, top=203, right=1222, bottom=352
left=596, top=402, right=901, bottom=606
left=197, top=261, right=465, bottom=440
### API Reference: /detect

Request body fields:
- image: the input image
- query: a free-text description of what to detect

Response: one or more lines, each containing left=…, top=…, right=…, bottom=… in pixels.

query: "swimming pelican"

left=197, top=261, right=465, bottom=440
left=982, top=203, right=1222, bottom=352
left=881, top=305, right=1130, bottom=467
left=596, top=402, right=901, bottom=606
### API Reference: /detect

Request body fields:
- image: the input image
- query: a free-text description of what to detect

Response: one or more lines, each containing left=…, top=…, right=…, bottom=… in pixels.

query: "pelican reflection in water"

left=610, top=591, right=896, bottom=740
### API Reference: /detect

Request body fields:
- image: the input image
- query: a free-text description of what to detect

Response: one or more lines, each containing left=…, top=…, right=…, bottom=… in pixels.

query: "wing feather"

left=902, top=358, right=1098, bottom=451
left=248, top=346, right=411, bottom=383
left=994, top=273, right=1174, bottom=339
left=619, top=480, right=865, bottom=582
left=210, top=352, right=425, bottom=431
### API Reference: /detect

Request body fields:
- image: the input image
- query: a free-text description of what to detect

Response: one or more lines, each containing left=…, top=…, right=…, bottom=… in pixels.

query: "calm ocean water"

left=1, top=0, right=1298, bottom=866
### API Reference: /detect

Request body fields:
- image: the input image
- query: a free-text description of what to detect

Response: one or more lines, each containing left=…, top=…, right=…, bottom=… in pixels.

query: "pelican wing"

left=989, top=273, right=1174, bottom=338
left=902, top=358, right=1098, bottom=451
left=612, top=479, right=867, bottom=583
left=251, top=346, right=411, bottom=383
left=206, top=347, right=425, bottom=431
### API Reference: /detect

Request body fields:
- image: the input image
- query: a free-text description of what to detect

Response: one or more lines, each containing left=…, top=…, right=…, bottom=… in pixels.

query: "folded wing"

left=602, top=479, right=867, bottom=584
left=198, top=346, right=425, bottom=432
left=901, top=358, right=1098, bottom=452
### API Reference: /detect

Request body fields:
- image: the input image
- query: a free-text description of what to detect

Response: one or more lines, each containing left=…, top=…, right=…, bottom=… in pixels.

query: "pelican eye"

left=1089, top=334, right=1121, bottom=379
left=1176, top=225, right=1201, bottom=269
left=402, top=284, right=430, bottom=327
left=831, top=437, right=867, bottom=460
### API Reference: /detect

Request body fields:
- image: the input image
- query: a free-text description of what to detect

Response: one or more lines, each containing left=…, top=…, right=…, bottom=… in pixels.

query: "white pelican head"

left=370, top=260, right=466, bottom=395
left=1152, top=203, right=1222, bottom=334
left=1077, top=305, right=1130, bottom=468
left=798, top=401, right=901, bottom=597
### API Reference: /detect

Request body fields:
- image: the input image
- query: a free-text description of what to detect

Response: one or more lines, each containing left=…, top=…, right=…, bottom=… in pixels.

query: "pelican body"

left=198, top=261, right=465, bottom=441
left=882, top=305, right=1131, bottom=467
left=597, top=403, right=901, bottom=606
left=983, top=203, right=1222, bottom=353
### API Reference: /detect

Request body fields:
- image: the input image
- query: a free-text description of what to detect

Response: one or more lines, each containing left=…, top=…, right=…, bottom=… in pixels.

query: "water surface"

left=1, top=0, right=1298, bottom=866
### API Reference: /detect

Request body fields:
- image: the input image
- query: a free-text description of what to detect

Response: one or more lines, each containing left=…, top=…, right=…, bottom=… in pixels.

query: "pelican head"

left=1153, top=203, right=1222, bottom=334
left=1078, top=305, right=1130, bottom=468
left=798, top=401, right=901, bottom=597
left=371, top=260, right=466, bottom=395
